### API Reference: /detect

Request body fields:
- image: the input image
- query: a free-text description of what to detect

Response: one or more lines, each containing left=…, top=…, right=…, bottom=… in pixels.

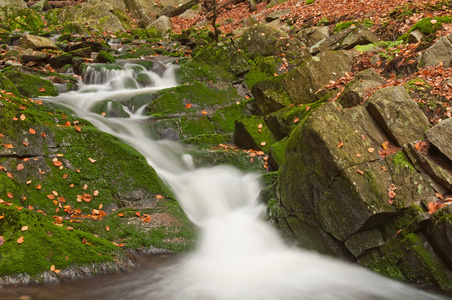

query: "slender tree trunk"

left=212, top=0, right=220, bottom=43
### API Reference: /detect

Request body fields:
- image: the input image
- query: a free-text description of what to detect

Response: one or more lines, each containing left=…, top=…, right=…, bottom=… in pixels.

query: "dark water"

left=0, top=254, right=176, bottom=300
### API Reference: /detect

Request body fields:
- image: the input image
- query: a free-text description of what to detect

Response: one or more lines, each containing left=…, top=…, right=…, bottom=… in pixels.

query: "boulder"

left=241, top=24, right=286, bottom=58
left=310, top=25, right=379, bottom=54
left=20, top=34, right=58, bottom=51
left=3, top=70, right=59, bottom=97
left=0, top=72, right=20, bottom=95
left=425, top=118, right=452, bottom=163
left=421, top=33, right=452, bottom=67
left=49, top=53, right=73, bottom=69
left=265, top=9, right=291, bottom=22
left=68, top=41, right=109, bottom=53
left=294, top=26, right=329, bottom=48
left=338, top=68, right=386, bottom=108
left=146, top=15, right=172, bottom=36
left=251, top=79, right=291, bottom=115
left=429, top=208, right=452, bottom=270
left=345, top=229, right=385, bottom=258
left=283, top=50, right=354, bottom=104
left=278, top=102, right=434, bottom=241
left=364, top=86, right=431, bottom=147
left=160, top=0, right=200, bottom=17
left=30, top=0, right=50, bottom=11
left=69, top=47, right=92, bottom=58
left=233, top=115, right=278, bottom=152
left=19, top=50, right=49, bottom=64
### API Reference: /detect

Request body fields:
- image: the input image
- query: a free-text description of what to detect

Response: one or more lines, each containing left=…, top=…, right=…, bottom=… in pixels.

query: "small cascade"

left=41, top=60, right=447, bottom=300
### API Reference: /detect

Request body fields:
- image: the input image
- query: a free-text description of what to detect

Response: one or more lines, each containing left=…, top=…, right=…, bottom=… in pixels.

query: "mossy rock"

left=0, top=206, right=123, bottom=277
left=233, top=115, right=278, bottom=152
left=0, top=7, right=45, bottom=32
left=243, top=56, right=285, bottom=90
left=0, top=72, right=19, bottom=95
left=210, top=99, right=255, bottom=134
left=145, top=82, right=242, bottom=117
left=0, top=90, right=195, bottom=280
left=116, top=44, right=156, bottom=59
left=2, top=70, right=58, bottom=97
left=175, top=57, right=236, bottom=83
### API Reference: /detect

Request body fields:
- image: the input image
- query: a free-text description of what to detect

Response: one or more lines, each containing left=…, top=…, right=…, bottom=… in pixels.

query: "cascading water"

left=41, top=60, right=447, bottom=300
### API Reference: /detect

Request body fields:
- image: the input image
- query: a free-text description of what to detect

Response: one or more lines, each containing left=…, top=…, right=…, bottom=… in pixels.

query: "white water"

left=43, top=61, right=447, bottom=300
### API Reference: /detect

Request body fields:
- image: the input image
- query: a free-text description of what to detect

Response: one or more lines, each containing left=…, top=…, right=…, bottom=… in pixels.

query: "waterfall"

left=42, top=61, right=446, bottom=300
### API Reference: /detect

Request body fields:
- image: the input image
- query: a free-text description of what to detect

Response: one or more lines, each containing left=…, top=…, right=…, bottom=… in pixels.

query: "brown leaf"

left=389, top=190, right=396, bottom=199
left=38, top=87, right=46, bottom=92
left=53, top=160, right=63, bottom=167
left=0, top=236, right=4, bottom=246
left=338, top=141, right=344, bottom=148
left=29, top=128, right=36, bottom=135
left=106, top=226, right=110, bottom=232
left=367, top=148, right=375, bottom=153
left=16, top=163, right=24, bottom=171
left=17, top=236, right=24, bottom=244
left=82, top=194, right=92, bottom=202
left=356, top=169, right=364, bottom=175
left=118, top=213, right=124, bottom=217
left=185, top=103, right=191, bottom=109
left=435, top=192, right=444, bottom=200
left=135, top=211, right=141, bottom=217
left=201, top=111, right=207, bottom=115
left=21, top=226, right=28, bottom=231
left=20, top=114, right=26, bottom=121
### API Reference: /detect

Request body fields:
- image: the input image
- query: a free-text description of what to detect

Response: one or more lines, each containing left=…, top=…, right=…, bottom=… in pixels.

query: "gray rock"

left=345, top=229, right=385, bottom=258
left=283, top=50, right=354, bottom=104
left=251, top=79, right=291, bottom=115
left=310, top=25, right=379, bottom=54
left=20, top=34, right=58, bottom=51
left=265, top=9, right=291, bottom=22
left=408, top=29, right=425, bottom=43
left=426, top=118, right=452, bottom=163
left=161, top=0, right=200, bottom=17
left=365, top=86, right=430, bottom=146
left=294, top=26, right=329, bottom=48
left=421, top=33, right=452, bottom=67
left=338, top=68, right=386, bottom=108
left=146, top=15, right=173, bottom=36
left=429, top=208, right=452, bottom=270
left=30, top=0, right=50, bottom=11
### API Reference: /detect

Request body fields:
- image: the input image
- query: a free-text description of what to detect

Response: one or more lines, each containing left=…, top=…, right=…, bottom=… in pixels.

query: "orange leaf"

left=294, top=118, right=299, bottom=123
left=338, top=141, right=343, bottom=148
left=82, top=194, right=92, bottom=202
left=201, top=111, right=207, bottom=115
left=39, top=87, right=46, bottom=92
left=106, top=226, right=110, bottom=231
left=17, top=236, right=24, bottom=244
left=36, top=185, right=42, bottom=190
left=135, top=211, right=141, bottom=217
left=29, top=128, right=36, bottom=135
left=389, top=190, right=396, bottom=199
left=53, top=161, right=63, bottom=167
left=75, top=126, right=81, bottom=132
left=41, top=132, right=46, bottom=138
left=7, top=172, right=14, bottom=178
left=186, top=103, right=192, bottom=109
left=20, top=114, right=26, bottom=121
left=0, top=236, right=4, bottom=246
left=17, top=164, right=25, bottom=172
left=367, top=148, right=375, bottom=153
left=356, top=169, right=364, bottom=175
left=7, top=193, right=13, bottom=198
left=118, top=213, right=124, bottom=217
left=143, top=216, right=151, bottom=223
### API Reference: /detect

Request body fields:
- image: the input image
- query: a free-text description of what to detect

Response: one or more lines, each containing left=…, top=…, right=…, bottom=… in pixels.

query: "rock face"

left=146, top=15, right=173, bottom=36
left=0, top=0, right=26, bottom=7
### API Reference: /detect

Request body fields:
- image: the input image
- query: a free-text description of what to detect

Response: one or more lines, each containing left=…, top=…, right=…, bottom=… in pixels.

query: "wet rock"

left=68, top=41, right=108, bottom=53
left=283, top=50, right=354, bottom=104
left=0, top=72, right=19, bottom=95
left=338, top=68, right=386, bottom=108
left=421, top=33, right=452, bottom=67
left=161, top=0, right=200, bottom=17
left=241, top=24, right=286, bottom=58
left=233, top=115, right=277, bottom=152
left=20, top=34, right=58, bottom=51
left=364, top=86, right=430, bottom=147
left=429, top=208, right=452, bottom=270
left=69, top=46, right=92, bottom=58
left=49, top=52, right=73, bottom=69
left=19, top=50, right=49, bottom=64
left=425, top=118, right=452, bottom=163
left=30, top=0, right=50, bottom=11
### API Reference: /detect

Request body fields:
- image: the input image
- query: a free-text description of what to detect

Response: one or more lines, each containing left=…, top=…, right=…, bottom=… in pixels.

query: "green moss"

left=0, top=206, right=122, bottom=277
left=399, top=16, right=452, bottom=42
left=2, top=70, right=59, bottom=97
left=306, top=0, right=314, bottom=4
left=183, top=134, right=231, bottom=146
left=392, top=150, right=415, bottom=172
left=116, top=45, right=156, bottom=59
left=189, top=148, right=266, bottom=172
left=94, top=50, right=116, bottom=63
left=234, top=115, right=278, bottom=152
left=180, top=115, right=215, bottom=138
left=244, top=56, right=282, bottom=90
left=0, top=7, right=45, bottom=32
left=334, top=19, right=373, bottom=33
left=211, top=99, right=254, bottom=134
left=268, top=137, right=288, bottom=167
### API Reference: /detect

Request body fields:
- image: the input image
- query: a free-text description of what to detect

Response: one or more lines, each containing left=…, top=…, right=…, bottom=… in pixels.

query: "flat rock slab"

left=426, top=118, right=452, bottom=163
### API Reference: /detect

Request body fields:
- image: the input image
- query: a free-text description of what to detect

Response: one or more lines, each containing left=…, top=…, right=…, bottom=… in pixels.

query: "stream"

left=1, top=59, right=449, bottom=299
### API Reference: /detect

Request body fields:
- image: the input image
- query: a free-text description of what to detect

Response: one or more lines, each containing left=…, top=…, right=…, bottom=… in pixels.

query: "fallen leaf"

left=186, top=103, right=191, bottom=109
left=435, top=193, right=444, bottom=200
left=260, top=141, right=266, bottom=146
left=382, top=140, right=389, bottom=150
left=29, top=128, right=36, bottom=135
left=0, top=236, right=4, bottom=246
left=367, top=148, right=375, bottom=153
left=143, top=216, right=151, bottom=223
left=106, top=226, right=110, bottom=231
left=118, top=213, right=124, bottom=217
left=93, top=190, right=99, bottom=196
left=7, top=172, right=14, bottom=178
left=88, top=158, right=96, bottom=163
left=201, top=111, right=207, bottom=115
left=75, top=126, right=81, bottom=132
left=16, top=163, right=24, bottom=171
left=39, top=87, right=46, bottom=92
left=53, top=160, right=63, bottom=167
left=338, top=141, right=344, bottom=148
left=356, top=169, right=364, bottom=175
left=20, top=114, right=26, bottom=121
left=258, top=124, right=263, bottom=129
left=135, top=211, right=141, bottom=217
left=356, top=153, right=362, bottom=157
left=50, top=265, right=55, bottom=271
left=389, top=190, right=396, bottom=199
left=66, top=226, right=74, bottom=231
left=82, top=194, right=92, bottom=202
left=294, top=118, right=299, bottom=123
left=7, top=193, right=13, bottom=198
left=156, top=195, right=163, bottom=199
left=17, top=236, right=24, bottom=244
left=36, top=185, right=42, bottom=190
